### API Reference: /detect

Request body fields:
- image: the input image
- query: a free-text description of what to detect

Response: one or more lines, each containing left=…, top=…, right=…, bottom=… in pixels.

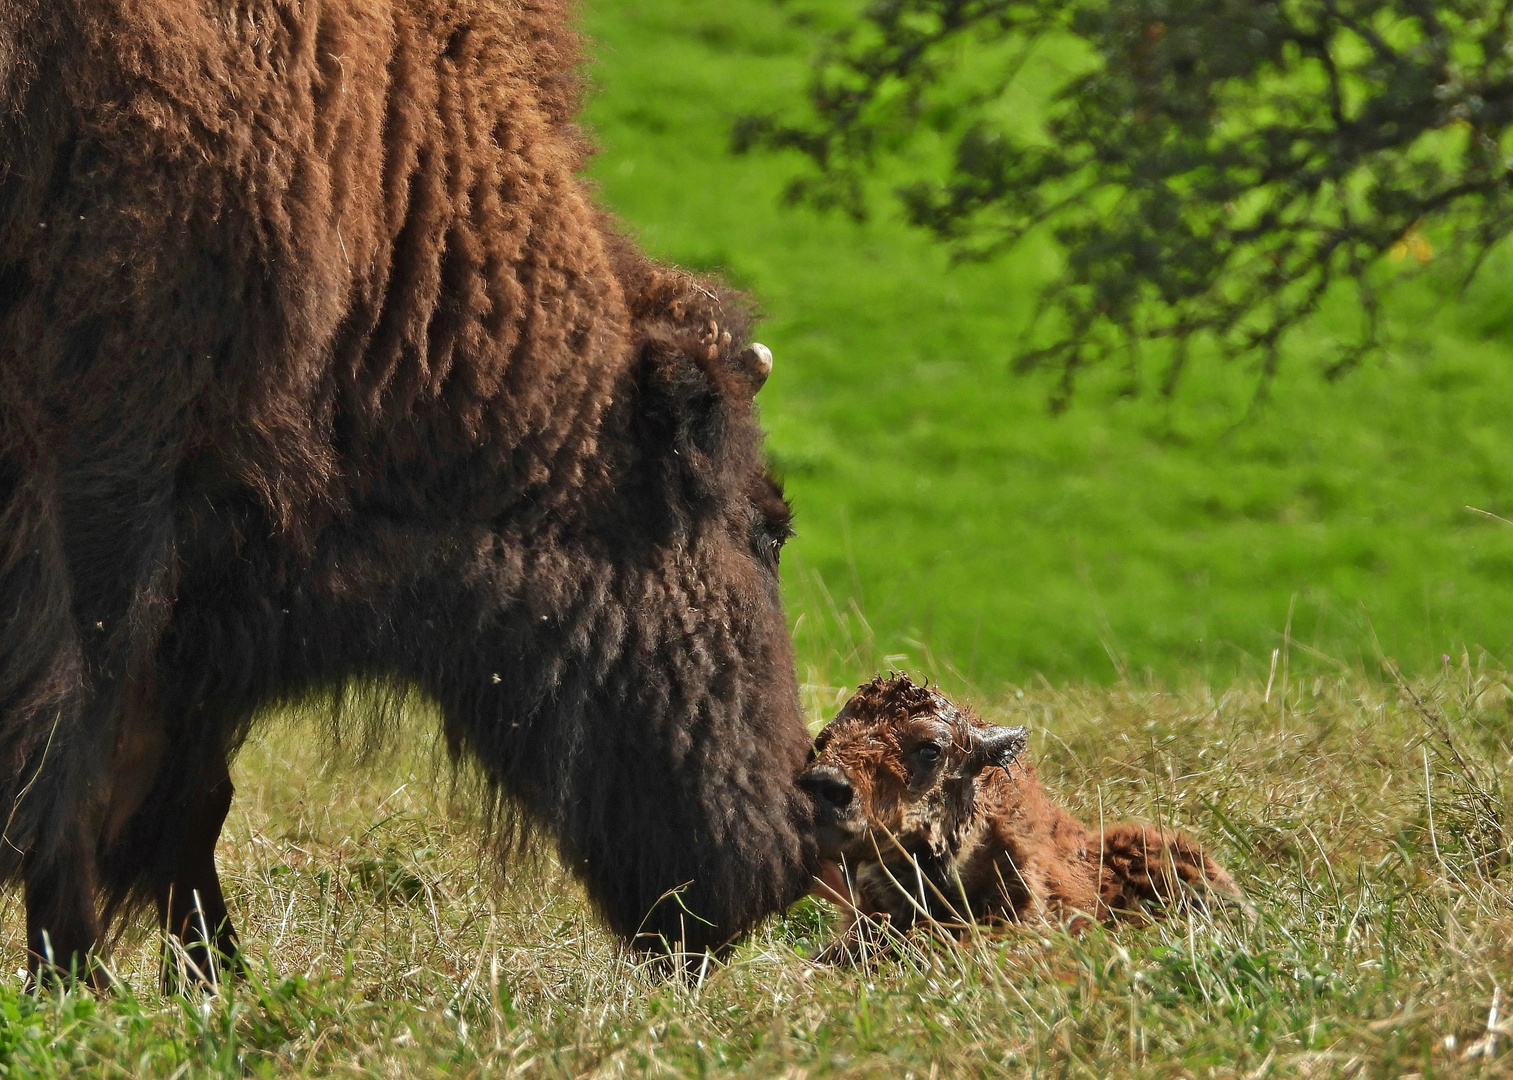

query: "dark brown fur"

left=0, top=0, right=817, bottom=982
left=801, top=676, right=1244, bottom=951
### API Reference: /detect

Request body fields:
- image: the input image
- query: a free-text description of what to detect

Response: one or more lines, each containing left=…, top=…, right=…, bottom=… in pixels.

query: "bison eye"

left=912, top=744, right=942, bottom=766
left=753, top=517, right=795, bottom=568
left=750, top=474, right=794, bottom=569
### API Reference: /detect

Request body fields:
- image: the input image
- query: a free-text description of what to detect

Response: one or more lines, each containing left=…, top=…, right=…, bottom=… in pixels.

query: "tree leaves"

left=738, top=0, right=1513, bottom=404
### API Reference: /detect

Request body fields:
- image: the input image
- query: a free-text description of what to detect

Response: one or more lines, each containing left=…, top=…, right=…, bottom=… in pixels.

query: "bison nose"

left=799, top=768, right=853, bottom=810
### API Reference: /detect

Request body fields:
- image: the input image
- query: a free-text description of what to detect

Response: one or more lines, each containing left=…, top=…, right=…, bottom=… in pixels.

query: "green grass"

left=576, top=0, right=1513, bottom=688
left=6, top=667, right=1513, bottom=1077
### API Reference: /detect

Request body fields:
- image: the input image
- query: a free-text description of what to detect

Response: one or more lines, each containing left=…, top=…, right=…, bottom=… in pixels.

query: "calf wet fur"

left=801, top=676, right=1245, bottom=952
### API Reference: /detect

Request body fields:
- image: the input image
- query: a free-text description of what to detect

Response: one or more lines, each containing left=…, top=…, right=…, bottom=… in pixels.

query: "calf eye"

left=912, top=744, right=942, bottom=766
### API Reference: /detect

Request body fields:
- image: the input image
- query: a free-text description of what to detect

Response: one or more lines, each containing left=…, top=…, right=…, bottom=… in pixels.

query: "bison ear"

left=634, top=334, right=732, bottom=509
left=960, top=724, right=1028, bottom=778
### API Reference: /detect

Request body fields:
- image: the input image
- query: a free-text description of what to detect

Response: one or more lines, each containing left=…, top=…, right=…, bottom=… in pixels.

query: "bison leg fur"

left=154, top=766, right=239, bottom=992
left=23, top=460, right=180, bottom=988
left=24, top=826, right=109, bottom=990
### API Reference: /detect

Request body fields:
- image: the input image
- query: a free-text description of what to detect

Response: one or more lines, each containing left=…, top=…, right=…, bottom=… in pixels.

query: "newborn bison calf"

left=800, top=676, right=1243, bottom=950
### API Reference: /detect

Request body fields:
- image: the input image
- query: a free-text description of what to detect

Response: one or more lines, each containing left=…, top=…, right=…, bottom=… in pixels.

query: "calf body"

left=800, top=676, right=1242, bottom=945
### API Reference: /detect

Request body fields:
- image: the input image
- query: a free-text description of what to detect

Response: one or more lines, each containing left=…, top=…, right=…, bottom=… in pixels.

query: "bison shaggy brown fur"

left=0, top=0, right=817, bottom=982
left=801, top=676, right=1244, bottom=952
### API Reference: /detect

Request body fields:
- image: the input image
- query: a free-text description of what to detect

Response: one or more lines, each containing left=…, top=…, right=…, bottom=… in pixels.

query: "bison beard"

left=0, top=0, right=817, bottom=982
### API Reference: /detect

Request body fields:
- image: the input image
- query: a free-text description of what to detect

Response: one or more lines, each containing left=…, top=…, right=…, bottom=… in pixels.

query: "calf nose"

left=799, top=767, right=854, bottom=810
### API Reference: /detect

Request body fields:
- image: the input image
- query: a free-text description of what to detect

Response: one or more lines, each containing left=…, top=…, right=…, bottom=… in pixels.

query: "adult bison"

left=0, top=0, right=817, bottom=983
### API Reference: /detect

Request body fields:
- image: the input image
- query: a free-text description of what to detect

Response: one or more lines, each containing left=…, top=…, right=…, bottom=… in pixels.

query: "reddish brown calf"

left=800, top=676, right=1244, bottom=953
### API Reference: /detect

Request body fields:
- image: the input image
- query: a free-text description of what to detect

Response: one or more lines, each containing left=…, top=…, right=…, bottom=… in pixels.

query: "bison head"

left=800, top=675, right=1026, bottom=867
left=432, top=283, right=819, bottom=964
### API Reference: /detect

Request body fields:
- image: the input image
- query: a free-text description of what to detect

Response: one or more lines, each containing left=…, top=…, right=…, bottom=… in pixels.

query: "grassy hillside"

left=5, top=669, right=1512, bottom=1077
left=576, top=0, right=1513, bottom=689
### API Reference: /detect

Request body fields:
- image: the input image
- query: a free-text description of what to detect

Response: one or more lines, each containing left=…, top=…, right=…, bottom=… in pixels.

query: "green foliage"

left=737, top=0, right=1513, bottom=402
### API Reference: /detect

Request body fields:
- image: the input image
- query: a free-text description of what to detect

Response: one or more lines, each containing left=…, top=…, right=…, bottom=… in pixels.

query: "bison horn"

left=739, top=342, right=773, bottom=389
left=963, top=724, right=1028, bottom=776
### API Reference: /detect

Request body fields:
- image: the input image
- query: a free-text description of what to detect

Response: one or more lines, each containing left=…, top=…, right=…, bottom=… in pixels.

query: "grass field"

left=576, top=0, right=1513, bottom=688
left=3, top=666, right=1513, bottom=1077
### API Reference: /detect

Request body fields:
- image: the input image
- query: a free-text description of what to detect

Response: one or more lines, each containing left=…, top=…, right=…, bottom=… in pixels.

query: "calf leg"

left=1097, top=823, right=1245, bottom=919
left=155, top=765, right=239, bottom=991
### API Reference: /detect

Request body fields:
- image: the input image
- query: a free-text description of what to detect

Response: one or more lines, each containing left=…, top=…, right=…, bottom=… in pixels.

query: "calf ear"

left=961, top=724, right=1028, bottom=778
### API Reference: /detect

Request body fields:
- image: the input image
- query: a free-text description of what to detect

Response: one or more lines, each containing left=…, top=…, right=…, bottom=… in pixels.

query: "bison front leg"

left=23, top=597, right=163, bottom=990
left=22, top=444, right=183, bottom=988
left=24, top=821, right=109, bottom=989
left=155, top=765, right=240, bottom=992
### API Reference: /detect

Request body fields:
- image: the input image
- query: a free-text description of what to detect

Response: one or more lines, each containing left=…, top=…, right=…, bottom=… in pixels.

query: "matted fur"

left=802, top=676, right=1243, bottom=950
left=0, top=0, right=816, bottom=977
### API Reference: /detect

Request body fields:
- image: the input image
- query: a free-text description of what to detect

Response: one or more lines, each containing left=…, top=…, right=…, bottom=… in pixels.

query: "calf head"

left=800, top=675, right=1027, bottom=867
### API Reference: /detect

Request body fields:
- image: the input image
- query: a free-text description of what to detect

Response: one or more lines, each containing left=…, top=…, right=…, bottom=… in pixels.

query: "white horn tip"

left=743, top=342, right=773, bottom=385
